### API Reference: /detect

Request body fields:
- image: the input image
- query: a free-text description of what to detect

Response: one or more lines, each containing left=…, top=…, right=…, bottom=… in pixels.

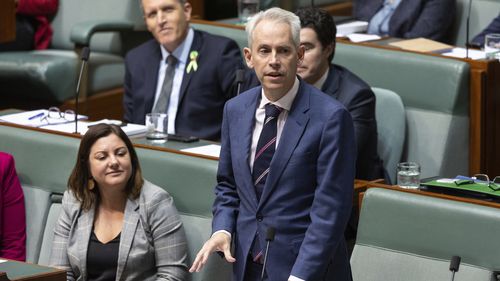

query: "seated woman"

left=353, top=0, right=455, bottom=43
left=49, top=124, right=188, bottom=280
left=0, top=152, right=26, bottom=261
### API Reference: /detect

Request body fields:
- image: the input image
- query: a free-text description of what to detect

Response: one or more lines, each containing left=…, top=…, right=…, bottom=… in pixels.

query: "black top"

left=87, top=231, right=121, bottom=281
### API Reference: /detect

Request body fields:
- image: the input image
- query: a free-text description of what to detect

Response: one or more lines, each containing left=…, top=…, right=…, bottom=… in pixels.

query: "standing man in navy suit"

left=190, top=7, right=355, bottom=281
left=124, top=0, right=244, bottom=141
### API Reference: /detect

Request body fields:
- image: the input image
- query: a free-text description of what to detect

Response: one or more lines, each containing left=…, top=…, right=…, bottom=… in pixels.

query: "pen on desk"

left=28, top=112, right=45, bottom=120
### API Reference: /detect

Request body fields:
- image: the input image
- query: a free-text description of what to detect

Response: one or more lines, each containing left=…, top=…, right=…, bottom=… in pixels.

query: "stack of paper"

left=0, top=109, right=87, bottom=127
left=336, top=21, right=369, bottom=37
left=43, top=120, right=147, bottom=136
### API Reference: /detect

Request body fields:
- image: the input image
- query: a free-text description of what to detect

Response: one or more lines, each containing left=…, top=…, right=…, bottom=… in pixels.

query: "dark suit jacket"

left=354, top=0, right=456, bottom=42
left=123, top=29, right=244, bottom=141
left=323, top=64, right=386, bottom=181
left=213, top=80, right=355, bottom=281
left=472, top=13, right=500, bottom=47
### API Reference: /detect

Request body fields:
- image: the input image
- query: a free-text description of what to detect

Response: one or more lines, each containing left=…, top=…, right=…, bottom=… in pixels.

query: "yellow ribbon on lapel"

left=186, top=50, right=199, bottom=74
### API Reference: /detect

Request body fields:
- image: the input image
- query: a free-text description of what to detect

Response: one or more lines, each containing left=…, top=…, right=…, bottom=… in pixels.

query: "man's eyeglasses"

left=40, top=107, right=75, bottom=124
left=472, top=174, right=500, bottom=191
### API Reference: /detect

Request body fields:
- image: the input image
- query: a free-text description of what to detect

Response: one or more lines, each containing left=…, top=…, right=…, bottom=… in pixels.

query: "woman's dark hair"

left=67, top=124, right=143, bottom=210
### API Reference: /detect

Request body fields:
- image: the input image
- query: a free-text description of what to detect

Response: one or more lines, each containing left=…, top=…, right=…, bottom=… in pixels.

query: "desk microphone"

left=311, top=0, right=315, bottom=7
left=75, top=46, right=90, bottom=134
left=465, top=0, right=472, bottom=58
left=261, top=227, right=275, bottom=281
left=449, top=255, right=461, bottom=281
left=235, top=69, right=246, bottom=95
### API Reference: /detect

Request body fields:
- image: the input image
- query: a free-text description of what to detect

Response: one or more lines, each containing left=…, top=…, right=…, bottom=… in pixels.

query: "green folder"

left=421, top=179, right=500, bottom=201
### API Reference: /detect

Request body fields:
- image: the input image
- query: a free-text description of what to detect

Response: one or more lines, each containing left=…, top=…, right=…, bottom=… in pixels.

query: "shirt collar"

left=313, top=67, right=329, bottom=90
left=259, top=77, right=300, bottom=111
left=159, top=28, right=194, bottom=65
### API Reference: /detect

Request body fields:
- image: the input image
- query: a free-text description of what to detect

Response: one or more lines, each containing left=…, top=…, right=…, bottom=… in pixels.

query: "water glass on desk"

left=485, top=34, right=500, bottom=60
left=238, top=0, right=259, bottom=24
left=145, top=113, right=168, bottom=143
left=397, top=162, right=420, bottom=189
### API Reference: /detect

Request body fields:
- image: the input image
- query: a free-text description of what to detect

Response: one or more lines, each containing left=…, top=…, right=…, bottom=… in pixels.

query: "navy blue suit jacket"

left=472, top=13, right=500, bottom=47
left=323, top=64, right=386, bottom=181
left=212, top=80, right=355, bottom=281
left=354, top=0, right=455, bottom=42
left=123, top=29, right=243, bottom=141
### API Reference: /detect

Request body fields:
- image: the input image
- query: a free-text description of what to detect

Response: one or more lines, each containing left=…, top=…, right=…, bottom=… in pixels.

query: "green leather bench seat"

left=0, top=0, right=144, bottom=105
left=352, top=188, right=500, bottom=280
left=334, top=43, right=470, bottom=178
left=0, top=51, right=123, bottom=103
left=0, top=124, right=228, bottom=281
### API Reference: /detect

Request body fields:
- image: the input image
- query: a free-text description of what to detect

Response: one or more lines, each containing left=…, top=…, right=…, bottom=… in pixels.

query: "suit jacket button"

left=256, top=214, right=263, bottom=221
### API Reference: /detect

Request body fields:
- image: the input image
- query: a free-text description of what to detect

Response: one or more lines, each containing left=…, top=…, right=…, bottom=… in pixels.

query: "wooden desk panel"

left=0, top=0, right=16, bottom=43
left=0, top=260, right=65, bottom=281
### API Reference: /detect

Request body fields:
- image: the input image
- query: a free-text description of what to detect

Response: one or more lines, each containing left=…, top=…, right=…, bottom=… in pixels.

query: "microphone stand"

left=75, top=47, right=90, bottom=134
left=466, top=0, right=472, bottom=59
left=449, top=255, right=461, bottom=281
left=261, top=227, right=275, bottom=281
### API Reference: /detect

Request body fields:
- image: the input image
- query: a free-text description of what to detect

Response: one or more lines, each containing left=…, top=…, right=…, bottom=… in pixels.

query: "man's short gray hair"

left=246, top=7, right=301, bottom=48
left=139, top=0, right=187, bottom=12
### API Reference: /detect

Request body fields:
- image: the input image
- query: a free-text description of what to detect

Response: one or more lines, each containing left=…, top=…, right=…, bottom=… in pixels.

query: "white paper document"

left=42, top=120, right=147, bottom=136
left=336, top=21, right=369, bottom=37
left=0, top=109, right=87, bottom=127
left=181, top=144, right=221, bottom=158
left=442, top=48, right=487, bottom=60
left=346, top=33, right=381, bottom=43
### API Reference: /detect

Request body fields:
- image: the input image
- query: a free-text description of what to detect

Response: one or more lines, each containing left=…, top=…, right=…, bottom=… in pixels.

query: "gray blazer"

left=49, top=180, right=188, bottom=281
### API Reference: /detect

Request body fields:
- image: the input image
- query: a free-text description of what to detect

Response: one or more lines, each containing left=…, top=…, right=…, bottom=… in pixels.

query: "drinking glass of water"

left=238, top=0, right=259, bottom=24
left=397, top=162, right=420, bottom=189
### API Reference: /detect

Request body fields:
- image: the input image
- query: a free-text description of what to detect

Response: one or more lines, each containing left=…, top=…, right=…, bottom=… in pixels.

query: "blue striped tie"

left=253, top=103, right=282, bottom=200
left=250, top=103, right=282, bottom=264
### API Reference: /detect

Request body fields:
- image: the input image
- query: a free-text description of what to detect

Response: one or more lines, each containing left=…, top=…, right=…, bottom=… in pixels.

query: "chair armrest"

left=70, top=20, right=135, bottom=46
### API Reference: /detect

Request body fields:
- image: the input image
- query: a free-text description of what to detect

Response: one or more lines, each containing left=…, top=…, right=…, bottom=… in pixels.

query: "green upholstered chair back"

left=50, top=0, right=145, bottom=54
left=372, top=87, right=405, bottom=184
left=451, top=0, right=500, bottom=47
left=334, top=43, right=470, bottom=179
left=191, top=22, right=248, bottom=51
left=351, top=188, right=500, bottom=281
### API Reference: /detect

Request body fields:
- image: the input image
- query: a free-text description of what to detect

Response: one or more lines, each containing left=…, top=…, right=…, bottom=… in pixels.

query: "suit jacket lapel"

left=144, top=44, right=162, bottom=116
left=235, top=89, right=261, bottom=205
left=259, top=82, right=310, bottom=207
left=116, top=197, right=140, bottom=281
left=77, top=206, right=95, bottom=280
left=321, top=65, right=340, bottom=99
left=178, top=30, right=202, bottom=107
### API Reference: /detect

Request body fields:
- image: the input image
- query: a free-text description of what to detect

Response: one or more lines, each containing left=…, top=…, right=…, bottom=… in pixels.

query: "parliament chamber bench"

left=0, top=123, right=230, bottom=281
left=192, top=20, right=471, bottom=180
left=352, top=187, right=500, bottom=281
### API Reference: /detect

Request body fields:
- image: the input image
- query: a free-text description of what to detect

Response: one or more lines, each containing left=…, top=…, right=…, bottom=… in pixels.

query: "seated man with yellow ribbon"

left=124, top=0, right=246, bottom=141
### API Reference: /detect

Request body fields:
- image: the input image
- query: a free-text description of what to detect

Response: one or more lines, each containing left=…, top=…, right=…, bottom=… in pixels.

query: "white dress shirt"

left=152, top=28, right=194, bottom=134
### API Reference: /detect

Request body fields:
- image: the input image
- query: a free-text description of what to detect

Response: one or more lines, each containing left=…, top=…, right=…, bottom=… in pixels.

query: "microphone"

left=74, top=46, right=90, bottom=134
left=261, top=227, right=275, bottom=281
left=449, top=255, right=461, bottom=281
left=235, top=69, right=246, bottom=95
left=465, top=0, right=472, bottom=58
left=311, top=0, right=315, bottom=7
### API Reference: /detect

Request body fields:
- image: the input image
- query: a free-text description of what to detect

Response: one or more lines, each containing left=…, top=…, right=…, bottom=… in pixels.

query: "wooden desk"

left=0, top=260, right=65, bottom=281
left=0, top=0, right=16, bottom=43
left=338, top=38, right=500, bottom=177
